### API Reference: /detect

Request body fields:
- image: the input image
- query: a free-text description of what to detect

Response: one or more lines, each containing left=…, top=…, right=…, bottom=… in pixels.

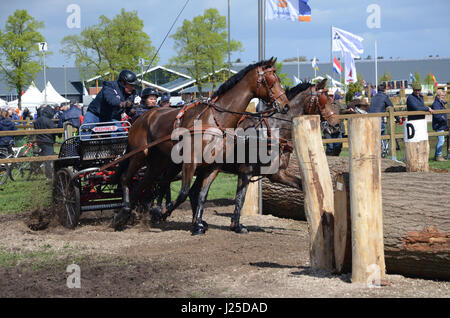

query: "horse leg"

left=161, top=162, right=197, bottom=221
left=112, top=154, right=145, bottom=231
left=230, top=171, right=251, bottom=234
left=191, top=167, right=220, bottom=235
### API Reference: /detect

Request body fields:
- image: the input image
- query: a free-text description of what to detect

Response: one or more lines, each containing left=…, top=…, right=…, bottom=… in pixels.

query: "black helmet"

left=141, top=87, right=159, bottom=98
left=118, top=69, right=138, bottom=85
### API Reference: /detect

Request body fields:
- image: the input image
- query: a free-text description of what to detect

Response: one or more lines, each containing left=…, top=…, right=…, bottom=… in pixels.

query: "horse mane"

left=285, top=82, right=314, bottom=100
left=211, top=59, right=273, bottom=99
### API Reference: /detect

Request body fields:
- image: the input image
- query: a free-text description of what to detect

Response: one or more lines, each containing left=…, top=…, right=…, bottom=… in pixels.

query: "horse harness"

left=100, top=66, right=286, bottom=171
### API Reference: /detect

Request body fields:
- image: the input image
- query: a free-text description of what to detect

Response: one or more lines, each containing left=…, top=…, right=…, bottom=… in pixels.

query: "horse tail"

left=111, top=146, right=131, bottom=185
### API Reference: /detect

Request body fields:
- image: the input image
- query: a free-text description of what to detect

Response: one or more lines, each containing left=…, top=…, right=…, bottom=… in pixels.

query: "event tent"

left=42, top=81, right=69, bottom=105
left=8, top=83, right=45, bottom=110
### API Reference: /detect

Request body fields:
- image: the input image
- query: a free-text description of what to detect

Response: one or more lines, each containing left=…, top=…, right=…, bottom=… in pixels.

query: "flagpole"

left=375, top=40, right=378, bottom=91
left=330, top=25, right=333, bottom=81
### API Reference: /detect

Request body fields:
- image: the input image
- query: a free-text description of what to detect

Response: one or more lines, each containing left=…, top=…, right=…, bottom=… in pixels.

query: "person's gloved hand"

left=120, top=100, right=133, bottom=109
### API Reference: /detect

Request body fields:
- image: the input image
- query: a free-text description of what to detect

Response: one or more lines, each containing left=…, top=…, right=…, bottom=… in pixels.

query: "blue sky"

left=0, top=0, right=449, bottom=67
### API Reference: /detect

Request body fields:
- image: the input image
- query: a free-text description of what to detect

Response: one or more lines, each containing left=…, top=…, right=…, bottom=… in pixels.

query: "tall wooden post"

left=292, top=115, right=334, bottom=271
left=241, top=100, right=260, bottom=216
left=348, top=117, right=386, bottom=284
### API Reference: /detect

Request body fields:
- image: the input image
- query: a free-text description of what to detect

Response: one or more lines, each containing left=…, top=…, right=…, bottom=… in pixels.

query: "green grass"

left=0, top=178, right=52, bottom=214
left=170, top=173, right=238, bottom=201
left=336, top=134, right=450, bottom=172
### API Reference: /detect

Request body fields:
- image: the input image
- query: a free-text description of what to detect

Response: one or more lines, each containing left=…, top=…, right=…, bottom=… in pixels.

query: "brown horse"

left=113, top=58, right=290, bottom=231
left=183, top=78, right=340, bottom=234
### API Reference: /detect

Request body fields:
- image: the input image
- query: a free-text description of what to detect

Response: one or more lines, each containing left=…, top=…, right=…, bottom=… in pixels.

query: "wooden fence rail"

left=0, top=108, right=449, bottom=164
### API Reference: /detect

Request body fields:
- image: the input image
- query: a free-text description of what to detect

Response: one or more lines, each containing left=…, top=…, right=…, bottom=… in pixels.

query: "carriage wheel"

left=53, top=168, right=80, bottom=229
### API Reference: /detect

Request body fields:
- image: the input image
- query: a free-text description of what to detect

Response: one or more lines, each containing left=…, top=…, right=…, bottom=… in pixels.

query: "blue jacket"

left=58, top=105, right=83, bottom=128
left=87, top=81, right=136, bottom=122
left=369, top=92, right=393, bottom=113
left=406, top=93, right=428, bottom=120
left=431, top=97, right=448, bottom=131
left=0, top=117, right=18, bottom=146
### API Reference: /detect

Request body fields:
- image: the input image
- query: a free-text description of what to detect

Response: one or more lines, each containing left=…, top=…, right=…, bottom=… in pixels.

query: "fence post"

left=241, top=101, right=260, bottom=216
left=348, top=116, right=386, bottom=284
left=293, top=115, right=334, bottom=271
left=388, top=107, right=397, bottom=160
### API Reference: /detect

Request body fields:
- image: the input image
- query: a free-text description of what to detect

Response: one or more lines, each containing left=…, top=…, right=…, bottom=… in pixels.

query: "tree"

left=61, top=9, right=157, bottom=81
left=275, top=61, right=293, bottom=88
left=423, top=73, right=434, bottom=86
left=170, top=8, right=242, bottom=93
left=345, top=81, right=364, bottom=103
left=0, top=10, right=47, bottom=109
left=413, top=72, right=421, bottom=85
left=378, top=71, right=391, bottom=84
left=282, top=56, right=307, bottom=62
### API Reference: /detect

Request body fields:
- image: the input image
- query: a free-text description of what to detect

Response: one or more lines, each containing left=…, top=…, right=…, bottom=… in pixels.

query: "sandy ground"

left=0, top=202, right=449, bottom=298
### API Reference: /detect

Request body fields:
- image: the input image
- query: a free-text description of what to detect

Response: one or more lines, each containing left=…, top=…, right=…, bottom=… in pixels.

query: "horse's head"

left=254, top=57, right=290, bottom=114
left=309, top=79, right=340, bottom=133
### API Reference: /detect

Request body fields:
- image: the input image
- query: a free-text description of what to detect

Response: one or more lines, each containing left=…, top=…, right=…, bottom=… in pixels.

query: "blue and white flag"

left=332, top=26, right=364, bottom=58
left=311, top=56, right=318, bottom=71
left=293, top=75, right=302, bottom=85
left=266, top=0, right=311, bottom=22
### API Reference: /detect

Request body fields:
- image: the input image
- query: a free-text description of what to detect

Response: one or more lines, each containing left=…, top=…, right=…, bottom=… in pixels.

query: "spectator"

left=58, top=100, right=83, bottom=129
left=0, top=109, right=17, bottom=151
left=406, top=82, right=434, bottom=121
left=431, top=90, right=448, bottom=161
left=370, top=84, right=376, bottom=98
left=53, top=105, right=63, bottom=120
left=33, top=105, right=57, bottom=180
left=369, top=83, right=400, bottom=156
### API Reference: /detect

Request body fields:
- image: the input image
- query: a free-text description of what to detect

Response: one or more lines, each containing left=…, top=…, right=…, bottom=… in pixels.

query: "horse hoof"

left=150, top=206, right=163, bottom=223
left=201, top=220, right=209, bottom=231
left=112, top=208, right=130, bottom=231
left=231, top=224, right=248, bottom=234
left=192, top=223, right=206, bottom=236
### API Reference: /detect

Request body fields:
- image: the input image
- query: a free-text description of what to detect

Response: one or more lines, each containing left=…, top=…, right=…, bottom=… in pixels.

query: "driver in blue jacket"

left=82, top=70, right=138, bottom=135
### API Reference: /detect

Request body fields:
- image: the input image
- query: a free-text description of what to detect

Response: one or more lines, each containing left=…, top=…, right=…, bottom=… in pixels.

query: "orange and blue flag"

left=298, top=0, right=311, bottom=22
left=266, top=0, right=311, bottom=22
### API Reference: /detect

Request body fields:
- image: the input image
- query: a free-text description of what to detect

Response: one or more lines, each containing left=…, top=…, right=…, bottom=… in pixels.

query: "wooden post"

left=241, top=101, right=260, bottom=216
left=348, top=117, right=386, bottom=284
left=388, top=107, right=397, bottom=160
left=404, top=119, right=429, bottom=172
left=292, top=115, right=334, bottom=271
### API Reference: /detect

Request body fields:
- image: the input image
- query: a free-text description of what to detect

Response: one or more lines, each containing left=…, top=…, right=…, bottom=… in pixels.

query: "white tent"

left=42, top=81, right=69, bottom=105
left=8, top=84, right=45, bottom=111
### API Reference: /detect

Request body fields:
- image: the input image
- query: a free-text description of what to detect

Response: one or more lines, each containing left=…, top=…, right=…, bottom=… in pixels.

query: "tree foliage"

left=413, top=71, right=422, bottom=85
left=0, top=10, right=47, bottom=109
left=169, top=8, right=242, bottom=93
left=378, top=71, right=391, bottom=84
left=61, top=9, right=157, bottom=81
left=275, top=61, right=293, bottom=88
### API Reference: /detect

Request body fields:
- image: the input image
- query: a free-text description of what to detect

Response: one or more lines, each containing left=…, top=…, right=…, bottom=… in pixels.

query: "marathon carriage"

left=53, top=121, right=132, bottom=228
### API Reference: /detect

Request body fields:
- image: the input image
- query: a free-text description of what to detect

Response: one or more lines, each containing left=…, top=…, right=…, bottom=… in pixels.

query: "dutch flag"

left=333, top=57, right=343, bottom=76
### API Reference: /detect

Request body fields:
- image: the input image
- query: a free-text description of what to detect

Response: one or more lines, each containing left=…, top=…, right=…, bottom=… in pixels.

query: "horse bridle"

left=256, top=66, right=289, bottom=114
left=306, top=86, right=335, bottom=120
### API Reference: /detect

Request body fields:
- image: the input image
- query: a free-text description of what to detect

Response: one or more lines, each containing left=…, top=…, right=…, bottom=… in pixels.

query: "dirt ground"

left=0, top=201, right=449, bottom=298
